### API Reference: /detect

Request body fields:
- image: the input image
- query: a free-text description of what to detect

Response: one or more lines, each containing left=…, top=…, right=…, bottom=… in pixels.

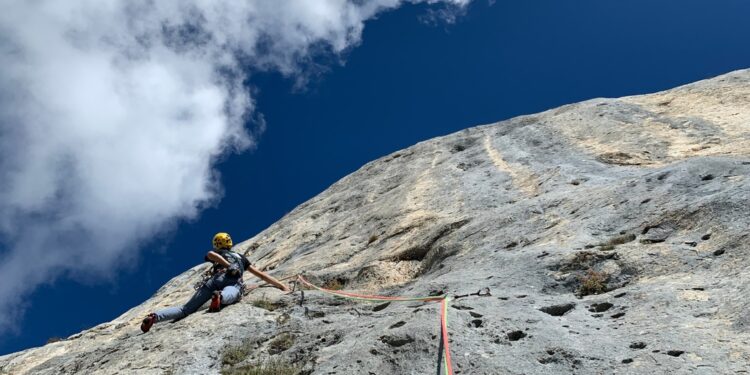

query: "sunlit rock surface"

left=2, top=69, right=749, bottom=374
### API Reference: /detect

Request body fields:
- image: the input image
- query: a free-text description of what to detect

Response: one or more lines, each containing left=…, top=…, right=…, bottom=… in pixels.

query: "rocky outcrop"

left=2, top=70, right=750, bottom=374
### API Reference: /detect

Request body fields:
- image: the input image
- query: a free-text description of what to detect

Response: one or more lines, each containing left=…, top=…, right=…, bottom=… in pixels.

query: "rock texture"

left=2, top=70, right=750, bottom=374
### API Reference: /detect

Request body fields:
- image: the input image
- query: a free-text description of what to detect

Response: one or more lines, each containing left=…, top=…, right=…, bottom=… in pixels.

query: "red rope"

left=440, top=298, right=454, bottom=375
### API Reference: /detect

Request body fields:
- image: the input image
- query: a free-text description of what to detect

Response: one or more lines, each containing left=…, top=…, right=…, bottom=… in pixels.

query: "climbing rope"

left=295, top=275, right=454, bottom=375
left=296, top=276, right=445, bottom=302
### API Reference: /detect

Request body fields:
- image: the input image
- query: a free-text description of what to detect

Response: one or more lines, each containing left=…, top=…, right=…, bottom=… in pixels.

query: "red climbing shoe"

left=140, top=313, right=157, bottom=333
left=209, top=291, right=222, bottom=312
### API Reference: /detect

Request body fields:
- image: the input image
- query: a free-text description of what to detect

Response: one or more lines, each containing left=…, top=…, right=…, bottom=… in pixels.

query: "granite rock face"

left=2, top=70, right=750, bottom=374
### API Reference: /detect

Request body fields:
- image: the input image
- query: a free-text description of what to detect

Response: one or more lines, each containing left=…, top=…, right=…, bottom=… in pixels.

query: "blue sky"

left=2, top=0, right=750, bottom=354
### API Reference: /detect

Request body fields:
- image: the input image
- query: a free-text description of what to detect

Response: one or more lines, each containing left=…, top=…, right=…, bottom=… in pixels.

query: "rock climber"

left=141, top=232, right=290, bottom=332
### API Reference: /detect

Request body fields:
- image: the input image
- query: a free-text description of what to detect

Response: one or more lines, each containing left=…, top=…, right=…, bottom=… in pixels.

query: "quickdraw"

left=453, top=287, right=492, bottom=300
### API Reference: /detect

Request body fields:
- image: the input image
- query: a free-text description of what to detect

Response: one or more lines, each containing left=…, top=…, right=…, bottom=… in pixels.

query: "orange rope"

left=296, top=275, right=453, bottom=374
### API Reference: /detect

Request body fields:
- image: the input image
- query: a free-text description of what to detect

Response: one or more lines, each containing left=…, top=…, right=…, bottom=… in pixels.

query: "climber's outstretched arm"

left=247, top=265, right=291, bottom=292
left=206, top=251, right=231, bottom=268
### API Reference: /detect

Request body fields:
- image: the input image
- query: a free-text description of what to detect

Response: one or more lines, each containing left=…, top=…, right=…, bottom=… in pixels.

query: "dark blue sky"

left=4, top=0, right=750, bottom=355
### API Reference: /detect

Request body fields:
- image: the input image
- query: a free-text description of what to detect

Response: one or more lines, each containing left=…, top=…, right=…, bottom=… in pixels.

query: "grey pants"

left=154, top=272, right=242, bottom=322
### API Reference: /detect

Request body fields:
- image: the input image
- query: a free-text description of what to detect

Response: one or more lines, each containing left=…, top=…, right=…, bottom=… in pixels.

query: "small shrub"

left=602, top=233, right=636, bottom=247
left=252, top=295, right=279, bottom=311
left=561, top=251, right=616, bottom=272
left=222, top=341, right=254, bottom=367
left=596, top=233, right=636, bottom=251
left=221, top=358, right=301, bottom=375
left=561, top=251, right=598, bottom=272
left=598, top=244, right=615, bottom=251
left=321, top=278, right=345, bottom=291
left=578, top=269, right=608, bottom=296
left=367, top=235, right=379, bottom=245
left=268, top=333, right=295, bottom=355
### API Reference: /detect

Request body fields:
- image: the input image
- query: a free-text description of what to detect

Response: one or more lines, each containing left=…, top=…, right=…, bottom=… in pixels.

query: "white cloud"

left=0, top=0, right=471, bottom=333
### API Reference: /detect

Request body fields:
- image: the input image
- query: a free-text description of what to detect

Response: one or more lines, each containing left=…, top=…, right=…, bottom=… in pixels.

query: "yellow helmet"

left=212, top=232, right=233, bottom=249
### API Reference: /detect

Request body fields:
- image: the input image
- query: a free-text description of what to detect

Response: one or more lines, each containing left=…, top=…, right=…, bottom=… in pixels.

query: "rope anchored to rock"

left=295, top=275, right=456, bottom=375
left=247, top=274, right=491, bottom=374
left=452, top=287, right=492, bottom=300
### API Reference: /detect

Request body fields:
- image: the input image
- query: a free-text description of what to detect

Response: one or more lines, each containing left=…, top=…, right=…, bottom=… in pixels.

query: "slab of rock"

left=3, top=69, right=750, bottom=374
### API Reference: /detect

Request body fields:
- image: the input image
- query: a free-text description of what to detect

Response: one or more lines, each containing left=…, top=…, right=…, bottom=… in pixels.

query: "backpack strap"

left=223, top=251, right=244, bottom=268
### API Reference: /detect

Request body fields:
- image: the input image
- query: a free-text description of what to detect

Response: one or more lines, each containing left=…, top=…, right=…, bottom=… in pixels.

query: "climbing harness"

left=193, top=263, right=246, bottom=295
left=193, top=267, right=215, bottom=290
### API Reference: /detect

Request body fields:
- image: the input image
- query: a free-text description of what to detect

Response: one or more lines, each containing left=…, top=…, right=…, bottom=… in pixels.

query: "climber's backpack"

left=216, top=249, right=245, bottom=277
